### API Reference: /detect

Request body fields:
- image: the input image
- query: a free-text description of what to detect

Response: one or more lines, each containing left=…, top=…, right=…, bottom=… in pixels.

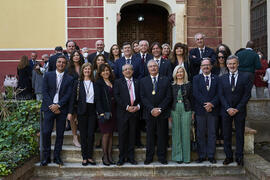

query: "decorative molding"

left=176, top=0, right=185, bottom=4
left=168, top=13, right=175, bottom=26
left=107, top=0, right=116, bottom=3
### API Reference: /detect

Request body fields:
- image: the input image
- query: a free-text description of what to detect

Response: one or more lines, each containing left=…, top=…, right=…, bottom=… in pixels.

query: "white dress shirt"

left=153, top=57, right=161, bottom=67
left=53, top=70, right=64, bottom=103
left=125, top=77, right=140, bottom=110
left=229, top=71, right=238, bottom=87
left=84, top=80, right=94, bottom=103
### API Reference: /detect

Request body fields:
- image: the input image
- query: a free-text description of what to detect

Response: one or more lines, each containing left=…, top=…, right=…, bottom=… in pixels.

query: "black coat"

left=114, top=77, right=140, bottom=120
left=140, top=75, right=172, bottom=120
left=145, top=58, right=172, bottom=79
left=95, top=78, right=113, bottom=115
left=171, top=82, right=193, bottom=112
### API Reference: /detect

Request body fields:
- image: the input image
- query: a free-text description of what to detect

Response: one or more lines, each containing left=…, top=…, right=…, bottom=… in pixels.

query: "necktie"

left=231, top=73, right=235, bottom=91
left=156, top=60, right=159, bottom=66
left=127, top=80, right=134, bottom=105
left=152, top=77, right=157, bottom=94
left=205, top=76, right=209, bottom=90
left=200, top=49, right=204, bottom=58
left=142, top=54, right=145, bottom=64
left=126, top=59, right=131, bottom=64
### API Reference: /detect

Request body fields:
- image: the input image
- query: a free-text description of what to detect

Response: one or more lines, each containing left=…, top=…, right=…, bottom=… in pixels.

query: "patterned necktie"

left=205, top=76, right=209, bottom=90
left=156, top=60, right=159, bottom=66
left=127, top=79, right=134, bottom=105
left=200, top=49, right=204, bottom=58
left=153, top=77, right=157, bottom=92
left=142, top=54, right=145, bottom=64
left=127, top=59, right=131, bottom=64
left=231, top=73, right=235, bottom=91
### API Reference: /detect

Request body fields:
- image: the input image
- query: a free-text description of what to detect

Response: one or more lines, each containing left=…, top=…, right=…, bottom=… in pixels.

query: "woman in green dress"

left=170, top=65, right=193, bottom=163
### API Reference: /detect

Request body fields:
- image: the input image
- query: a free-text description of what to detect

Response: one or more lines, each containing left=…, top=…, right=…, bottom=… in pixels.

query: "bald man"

left=87, top=40, right=109, bottom=64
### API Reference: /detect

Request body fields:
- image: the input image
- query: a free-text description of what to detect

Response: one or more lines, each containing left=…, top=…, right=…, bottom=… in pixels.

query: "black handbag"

left=97, top=87, right=111, bottom=123
left=191, top=126, right=198, bottom=152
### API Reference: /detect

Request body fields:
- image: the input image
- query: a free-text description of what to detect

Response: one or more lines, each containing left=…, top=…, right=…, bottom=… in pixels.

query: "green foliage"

left=0, top=100, right=41, bottom=176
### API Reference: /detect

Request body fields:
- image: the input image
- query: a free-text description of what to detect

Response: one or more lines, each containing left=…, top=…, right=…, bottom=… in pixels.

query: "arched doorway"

left=117, top=3, right=171, bottom=47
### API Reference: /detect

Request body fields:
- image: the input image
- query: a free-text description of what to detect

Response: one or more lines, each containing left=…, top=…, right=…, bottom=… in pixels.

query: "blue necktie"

left=231, top=74, right=235, bottom=91
left=126, top=59, right=131, bottom=64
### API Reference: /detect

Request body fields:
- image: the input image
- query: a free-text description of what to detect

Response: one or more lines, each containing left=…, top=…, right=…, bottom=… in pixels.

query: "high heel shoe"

left=82, top=160, right=88, bottom=166
left=108, top=157, right=116, bottom=165
left=102, top=156, right=110, bottom=166
left=87, top=159, right=96, bottom=165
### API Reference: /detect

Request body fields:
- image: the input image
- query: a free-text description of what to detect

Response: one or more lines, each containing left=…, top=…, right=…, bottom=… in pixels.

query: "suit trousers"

left=118, top=114, right=137, bottom=161
left=78, top=103, right=96, bottom=160
left=42, top=111, right=67, bottom=159
left=196, top=113, right=217, bottom=159
left=146, top=117, right=168, bottom=161
left=222, top=113, right=245, bottom=159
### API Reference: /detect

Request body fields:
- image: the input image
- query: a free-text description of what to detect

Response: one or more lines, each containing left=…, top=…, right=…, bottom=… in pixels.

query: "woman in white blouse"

left=68, top=62, right=97, bottom=166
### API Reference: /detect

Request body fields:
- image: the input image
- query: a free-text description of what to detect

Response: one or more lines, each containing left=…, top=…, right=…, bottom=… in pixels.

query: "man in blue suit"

left=140, top=60, right=172, bottom=165
left=145, top=42, right=172, bottom=79
left=29, top=52, right=38, bottom=71
left=193, top=58, right=219, bottom=164
left=114, top=42, right=144, bottom=79
left=135, top=40, right=153, bottom=64
left=40, top=55, right=73, bottom=166
left=189, top=33, right=216, bottom=80
left=48, top=46, right=64, bottom=72
left=219, top=55, right=253, bottom=166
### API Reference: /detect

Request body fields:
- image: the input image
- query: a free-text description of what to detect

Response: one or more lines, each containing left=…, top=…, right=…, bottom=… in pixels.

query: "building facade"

left=0, top=0, right=268, bottom=85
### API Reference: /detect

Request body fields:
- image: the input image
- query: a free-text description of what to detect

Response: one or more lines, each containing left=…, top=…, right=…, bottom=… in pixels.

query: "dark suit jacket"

left=114, top=56, right=144, bottom=79
left=87, top=51, right=109, bottom=64
left=69, top=80, right=97, bottom=115
left=48, top=53, right=64, bottom=72
left=171, top=82, right=193, bottom=112
left=95, top=78, right=113, bottom=115
left=135, top=53, right=153, bottom=63
left=41, top=71, right=73, bottom=114
left=218, top=72, right=252, bottom=116
left=189, top=46, right=216, bottom=78
left=192, top=74, right=219, bottom=116
left=29, top=59, right=36, bottom=71
left=114, top=77, right=140, bottom=120
left=145, top=58, right=172, bottom=79
left=140, top=75, right=172, bottom=120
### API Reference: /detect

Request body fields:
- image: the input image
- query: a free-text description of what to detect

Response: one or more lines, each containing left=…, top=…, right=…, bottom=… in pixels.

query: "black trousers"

left=222, top=113, right=245, bottom=159
left=145, top=117, right=168, bottom=161
left=78, top=103, right=96, bottom=160
left=118, top=115, right=137, bottom=161
left=42, top=111, right=67, bottom=159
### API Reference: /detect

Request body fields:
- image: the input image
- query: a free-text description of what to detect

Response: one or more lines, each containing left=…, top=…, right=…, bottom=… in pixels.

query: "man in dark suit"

left=219, top=55, right=253, bottom=166
left=48, top=46, right=64, bottom=72
left=145, top=42, right=172, bottom=79
left=87, top=40, right=109, bottom=64
left=140, top=60, right=172, bottom=165
left=114, top=64, right=140, bottom=166
left=40, top=55, right=73, bottom=166
left=189, top=33, right=216, bottom=79
left=29, top=52, right=38, bottom=70
left=135, top=40, right=153, bottom=65
left=65, top=40, right=76, bottom=60
left=193, top=58, right=219, bottom=164
left=114, top=42, right=144, bottom=79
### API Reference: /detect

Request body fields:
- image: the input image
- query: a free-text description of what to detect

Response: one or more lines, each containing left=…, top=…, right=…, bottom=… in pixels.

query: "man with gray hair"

left=114, top=63, right=140, bottom=166
left=87, top=40, right=109, bottom=64
left=219, top=55, right=253, bottom=166
left=136, top=40, right=153, bottom=64
left=189, top=33, right=216, bottom=80
left=140, top=60, right=172, bottom=165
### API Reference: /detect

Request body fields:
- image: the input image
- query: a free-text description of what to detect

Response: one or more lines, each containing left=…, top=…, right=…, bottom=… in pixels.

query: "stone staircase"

left=33, top=131, right=246, bottom=178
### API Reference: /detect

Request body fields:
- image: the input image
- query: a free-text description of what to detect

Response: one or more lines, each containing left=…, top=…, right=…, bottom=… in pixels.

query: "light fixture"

left=138, top=15, right=144, bottom=22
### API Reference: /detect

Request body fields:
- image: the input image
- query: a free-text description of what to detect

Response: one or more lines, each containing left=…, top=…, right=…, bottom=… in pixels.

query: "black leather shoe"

left=40, top=158, right=51, bottom=166
left=117, top=160, right=125, bottom=166
left=196, top=158, right=206, bottom=163
left=176, top=161, right=183, bottom=164
left=108, top=158, right=116, bottom=165
left=208, top=158, right=217, bottom=164
left=102, top=156, right=110, bottom=166
left=82, top=160, right=88, bottom=166
left=127, top=159, right=138, bottom=165
left=236, top=158, right=244, bottom=166
left=159, top=160, right=168, bottom=165
left=144, top=159, right=153, bottom=165
left=53, top=157, right=64, bottom=165
left=223, top=157, right=233, bottom=165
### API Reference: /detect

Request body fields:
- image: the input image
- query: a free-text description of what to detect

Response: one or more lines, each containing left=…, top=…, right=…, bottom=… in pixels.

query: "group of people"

left=16, top=32, right=267, bottom=167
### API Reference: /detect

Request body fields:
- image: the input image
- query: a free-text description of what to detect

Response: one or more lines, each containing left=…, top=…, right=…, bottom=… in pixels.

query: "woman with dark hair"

left=216, top=44, right=232, bottom=56
left=69, top=62, right=97, bottom=166
left=132, top=40, right=140, bottom=54
left=17, top=55, right=32, bottom=99
left=67, top=50, right=84, bottom=148
left=92, top=54, right=108, bottom=77
left=95, top=64, right=116, bottom=166
left=170, top=42, right=190, bottom=80
left=108, top=44, right=121, bottom=70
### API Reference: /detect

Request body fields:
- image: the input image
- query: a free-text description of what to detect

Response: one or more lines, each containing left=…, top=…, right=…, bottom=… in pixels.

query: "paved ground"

left=30, top=176, right=248, bottom=180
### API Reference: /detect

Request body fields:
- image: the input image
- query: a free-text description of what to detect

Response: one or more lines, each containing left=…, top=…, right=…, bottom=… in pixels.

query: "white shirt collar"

left=56, top=70, right=64, bottom=76
left=125, top=55, right=132, bottom=60
left=140, top=52, right=147, bottom=57
left=199, top=46, right=205, bottom=51
left=125, top=77, right=133, bottom=81
left=96, top=51, right=104, bottom=55
left=229, top=70, right=238, bottom=75
left=150, top=74, right=159, bottom=79
left=153, top=56, right=161, bottom=61
left=203, top=73, right=211, bottom=78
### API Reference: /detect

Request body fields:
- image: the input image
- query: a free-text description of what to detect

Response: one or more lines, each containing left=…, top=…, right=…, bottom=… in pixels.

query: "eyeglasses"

left=218, top=56, right=224, bottom=59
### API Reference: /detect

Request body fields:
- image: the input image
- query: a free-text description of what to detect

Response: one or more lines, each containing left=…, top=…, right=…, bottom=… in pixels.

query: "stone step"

left=34, top=161, right=245, bottom=178
left=51, top=145, right=230, bottom=163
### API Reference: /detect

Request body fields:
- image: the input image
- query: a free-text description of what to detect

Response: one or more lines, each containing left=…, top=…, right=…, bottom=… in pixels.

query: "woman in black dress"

left=69, top=62, right=97, bottom=166
left=17, top=55, right=32, bottom=99
left=95, top=64, right=116, bottom=166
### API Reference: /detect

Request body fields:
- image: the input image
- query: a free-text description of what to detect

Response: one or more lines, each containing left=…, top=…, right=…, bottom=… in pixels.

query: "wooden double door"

left=117, top=4, right=171, bottom=48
